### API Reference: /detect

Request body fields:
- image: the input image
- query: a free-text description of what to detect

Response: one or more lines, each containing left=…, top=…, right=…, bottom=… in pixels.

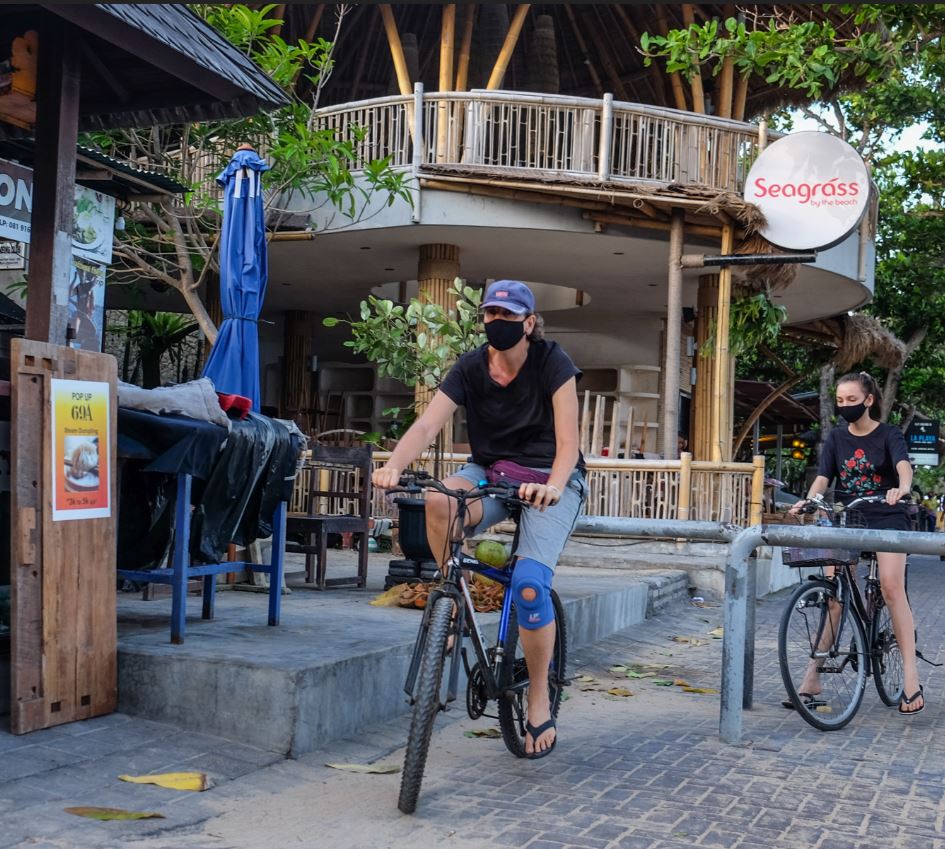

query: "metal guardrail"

left=574, top=517, right=945, bottom=744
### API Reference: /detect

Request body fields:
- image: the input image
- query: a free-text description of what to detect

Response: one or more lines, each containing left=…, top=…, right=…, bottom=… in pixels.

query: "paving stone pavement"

left=1, top=556, right=943, bottom=849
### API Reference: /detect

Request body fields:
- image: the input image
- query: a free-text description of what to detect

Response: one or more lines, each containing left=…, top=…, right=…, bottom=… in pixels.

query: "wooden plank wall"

left=10, top=339, right=118, bottom=734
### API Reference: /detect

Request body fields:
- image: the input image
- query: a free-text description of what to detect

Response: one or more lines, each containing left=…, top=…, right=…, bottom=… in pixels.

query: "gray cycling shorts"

left=451, top=462, right=587, bottom=572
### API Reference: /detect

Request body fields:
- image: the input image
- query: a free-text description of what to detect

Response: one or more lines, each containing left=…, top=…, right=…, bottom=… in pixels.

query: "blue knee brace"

left=511, top=558, right=554, bottom=630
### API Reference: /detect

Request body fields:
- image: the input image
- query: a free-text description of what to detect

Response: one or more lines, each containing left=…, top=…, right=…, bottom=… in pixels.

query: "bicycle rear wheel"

left=779, top=578, right=867, bottom=731
left=871, top=566, right=908, bottom=706
left=497, top=589, right=567, bottom=758
left=398, top=596, right=453, bottom=814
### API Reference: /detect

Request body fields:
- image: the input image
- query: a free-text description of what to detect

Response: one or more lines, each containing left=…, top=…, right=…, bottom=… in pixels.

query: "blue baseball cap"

left=481, top=280, right=535, bottom=315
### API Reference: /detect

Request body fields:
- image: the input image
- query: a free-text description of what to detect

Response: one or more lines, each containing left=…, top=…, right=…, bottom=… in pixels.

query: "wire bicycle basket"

left=781, top=502, right=867, bottom=569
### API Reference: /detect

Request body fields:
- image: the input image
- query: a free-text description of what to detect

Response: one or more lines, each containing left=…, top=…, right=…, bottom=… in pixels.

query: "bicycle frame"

left=402, top=484, right=524, bottom=710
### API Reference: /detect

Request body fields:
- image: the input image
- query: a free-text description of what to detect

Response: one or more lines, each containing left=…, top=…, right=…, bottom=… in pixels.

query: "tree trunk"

left=818, top=363, right=835, bottom=461
left=180, top=284, right=219, bottom=345
left=881, top=326, right=927, bottom=422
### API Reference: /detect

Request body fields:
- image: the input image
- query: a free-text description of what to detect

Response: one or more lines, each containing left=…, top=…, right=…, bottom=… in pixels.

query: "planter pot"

left=393, top=497, right=434, bottom=561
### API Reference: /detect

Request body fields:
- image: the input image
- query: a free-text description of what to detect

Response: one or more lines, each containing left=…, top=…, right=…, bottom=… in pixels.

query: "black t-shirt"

left=817, top=422, right=910, bottom=501
left=439, top=340, right=582, bottom=469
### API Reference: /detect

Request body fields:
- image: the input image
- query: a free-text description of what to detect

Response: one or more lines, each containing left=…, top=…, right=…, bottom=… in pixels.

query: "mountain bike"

left=390, top=471, right=568, bottom=814
left=778, top=494, right=917, bottom=730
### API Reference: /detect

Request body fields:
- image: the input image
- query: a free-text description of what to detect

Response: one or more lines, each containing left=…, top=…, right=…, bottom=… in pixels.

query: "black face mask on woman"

left=836, top=402, right=868, bottom=423
left=485, top=318, right=525, bottom=351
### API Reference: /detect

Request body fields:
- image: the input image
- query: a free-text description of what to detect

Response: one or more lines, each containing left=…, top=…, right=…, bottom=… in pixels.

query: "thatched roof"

left=282, top=4, right=877, bottom=118
left=831, top=314, right=907, bottom=371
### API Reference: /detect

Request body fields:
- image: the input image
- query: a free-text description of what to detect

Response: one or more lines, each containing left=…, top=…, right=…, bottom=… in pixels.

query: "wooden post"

left=711, top=224, right=735, bottom=462
left=693, top=274, right=718, bottom=462
left=281, top=311, right=315, bottom=432
left=379, top=5, right=412, bottom=96
left=655, top=6, right=688, bottom=111
left=590, top=394, right=605, bottom=456
left=486, top=3, right=530, bottom=90
left=681, top=6, right=706, bottom=113
left=436, top=4, right=456, bottom=164
left=304, top=5, right=325, bottom=42
left=607, top=400, right=619, bottom=457
left=662, top=208, right=684, bottom=460
left=26, top=24, right=81, bottom=346
left=750, top=454, right=765, bottom=526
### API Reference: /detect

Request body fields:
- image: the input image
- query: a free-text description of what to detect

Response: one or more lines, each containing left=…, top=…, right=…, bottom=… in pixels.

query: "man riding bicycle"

left=373, top=280, right=586, bottom=758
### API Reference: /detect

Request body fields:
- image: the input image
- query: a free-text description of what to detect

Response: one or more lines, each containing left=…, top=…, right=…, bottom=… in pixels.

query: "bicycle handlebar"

left=387, top=470, right=530, bottom=508
left=798, top=493, right=912, bottom=514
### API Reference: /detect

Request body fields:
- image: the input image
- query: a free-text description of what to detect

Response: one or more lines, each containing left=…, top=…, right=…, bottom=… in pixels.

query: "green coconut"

left=474, top=540, right=511, bottom=569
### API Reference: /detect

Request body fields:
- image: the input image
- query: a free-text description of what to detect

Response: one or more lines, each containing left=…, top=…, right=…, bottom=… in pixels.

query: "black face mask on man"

left=485, top=318, right=525, bottom=351
left=836, top=402, right=868, bottom=423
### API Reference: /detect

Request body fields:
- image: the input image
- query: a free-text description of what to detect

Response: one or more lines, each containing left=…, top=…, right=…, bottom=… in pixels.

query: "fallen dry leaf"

left=673, top=679, right=692, bottom=688
left=118, top=772, right=210, bottom=792
left=608, top=665, right=629, bottom=673
left=575, top=674, right=597, bottom=683
left=464, top=728, right=502, bottom=738
left=325, top=762, right=400, bottom=774
left=708, top=627, right=724, bottom=639
left=606, top=687, right=634, bottom=697
left=65, top=807, right=164, bottom=821
left=682, top=687, right=719, bottom=695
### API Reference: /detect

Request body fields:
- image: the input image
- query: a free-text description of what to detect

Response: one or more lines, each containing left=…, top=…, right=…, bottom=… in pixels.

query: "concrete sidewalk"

left=1, top=556, right=943, bottom=849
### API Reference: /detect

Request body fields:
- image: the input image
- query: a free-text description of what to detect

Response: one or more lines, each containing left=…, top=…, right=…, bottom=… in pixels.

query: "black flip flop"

left=524, top=718, right=557, bottom=759
left=899, top=686, right=925, bottom=716
left=782, top=693, right=827, bottom=710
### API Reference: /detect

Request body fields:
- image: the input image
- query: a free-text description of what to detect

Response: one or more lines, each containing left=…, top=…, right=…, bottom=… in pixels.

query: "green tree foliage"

left=85, top=4, right=411, bottom=342
left=323, top=280, right=485, bottom=436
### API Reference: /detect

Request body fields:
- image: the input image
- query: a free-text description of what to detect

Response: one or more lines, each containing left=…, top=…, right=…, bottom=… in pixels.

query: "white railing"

left=313, top=88, right=767, bottom=194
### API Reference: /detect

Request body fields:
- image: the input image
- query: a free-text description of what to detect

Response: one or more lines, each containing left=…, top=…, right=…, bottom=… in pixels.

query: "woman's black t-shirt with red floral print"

left=816, top=422, right=910, bottom=503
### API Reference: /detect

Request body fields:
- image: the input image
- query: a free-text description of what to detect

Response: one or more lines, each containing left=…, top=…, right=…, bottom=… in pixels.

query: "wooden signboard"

left=9, top=339, right=117, bottom=734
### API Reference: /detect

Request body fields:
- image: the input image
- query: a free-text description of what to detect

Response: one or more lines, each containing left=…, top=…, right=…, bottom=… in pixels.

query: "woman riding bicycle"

left=790, top=371, right=924, bottom=715
left=373, top=280, right=586, bottom=758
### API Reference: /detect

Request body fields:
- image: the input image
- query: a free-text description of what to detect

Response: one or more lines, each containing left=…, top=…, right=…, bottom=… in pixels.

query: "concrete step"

left=115, top=555, right=688, bottom=757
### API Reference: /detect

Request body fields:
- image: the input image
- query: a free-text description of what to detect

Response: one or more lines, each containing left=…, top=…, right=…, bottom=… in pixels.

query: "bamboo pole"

left=486, top=4, right=530, bottom=90
left=304, top=4, right=325, bottom=42
left=455, top=4, right=475, bottom=91
left=379, top=4, right=412, bottom=96
left=436, top=4, right=456, bottom=163
left=662, top=208, right=685, bottom=460
left=655, top=6, right=688, bottom=111
left=678, top=451, right=692, bottom=521
left=591, top=394, right=606, bottom=455
left=716, top=5, right=736, bottom=118
left=582, top=7, right=629, bottom=101
left=269, top=4, right=286, bottom=36
left=614, top=5, right=667, bottom=106
left=711, top=224, right=735, bottom=463
left=733, top=71, right=750, bottom=121
left=681, top=6, right=705, bottom=113
left=579, top=390, right=590, bottom=454
left=624, top=405, right=635, bottom=458
left=750, top=455, right=765, bottom=526
left=562, top=5, right=604, bottom=97
left=608, top=400, right=619, bottom=457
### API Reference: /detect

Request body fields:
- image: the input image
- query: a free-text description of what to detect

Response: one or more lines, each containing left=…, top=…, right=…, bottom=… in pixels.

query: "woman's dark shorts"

left=855, top=502, right=912, bottom=533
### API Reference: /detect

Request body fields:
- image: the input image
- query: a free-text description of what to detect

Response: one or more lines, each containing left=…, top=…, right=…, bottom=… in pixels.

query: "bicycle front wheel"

left=871, top=568, right=908, bottom=706
left=398, top=596, right=453, bottom=814
left=779, top=578, right=867, bottom=731
left=497, top=589, right=567, bottom=758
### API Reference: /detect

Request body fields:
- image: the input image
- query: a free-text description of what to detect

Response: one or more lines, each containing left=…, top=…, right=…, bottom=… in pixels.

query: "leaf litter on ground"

left=65, top=807, right=164, bottom=821
left=325, top=762, right=400, bottom=774
left=464, top=728, right=501, bottom=738
left=118, top=772, right=210, bottom=792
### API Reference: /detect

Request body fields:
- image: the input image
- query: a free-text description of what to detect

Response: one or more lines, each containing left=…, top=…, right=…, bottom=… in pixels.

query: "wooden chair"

left=285, top=444, right=372, bottom=589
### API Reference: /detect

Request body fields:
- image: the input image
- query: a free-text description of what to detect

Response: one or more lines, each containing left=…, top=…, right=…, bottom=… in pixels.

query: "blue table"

left=118, top=473, right=287, bottom=644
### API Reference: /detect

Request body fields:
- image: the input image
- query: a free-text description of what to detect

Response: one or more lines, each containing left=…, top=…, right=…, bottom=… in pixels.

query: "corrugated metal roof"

left=76, top=145, right=187, bottom=196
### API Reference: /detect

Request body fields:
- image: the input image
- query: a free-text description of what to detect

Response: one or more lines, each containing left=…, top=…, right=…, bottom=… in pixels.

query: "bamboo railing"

left=313, top=88, right=768, bottom=193
left=287, top=451, right=764, bottom=528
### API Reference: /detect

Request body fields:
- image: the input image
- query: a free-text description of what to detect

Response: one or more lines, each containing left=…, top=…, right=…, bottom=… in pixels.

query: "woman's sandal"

left=781, top=692, right=827, bottom=710
left=898, top=685, right=925, bottom=716
left=524, top=718, right=557, bottom=759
